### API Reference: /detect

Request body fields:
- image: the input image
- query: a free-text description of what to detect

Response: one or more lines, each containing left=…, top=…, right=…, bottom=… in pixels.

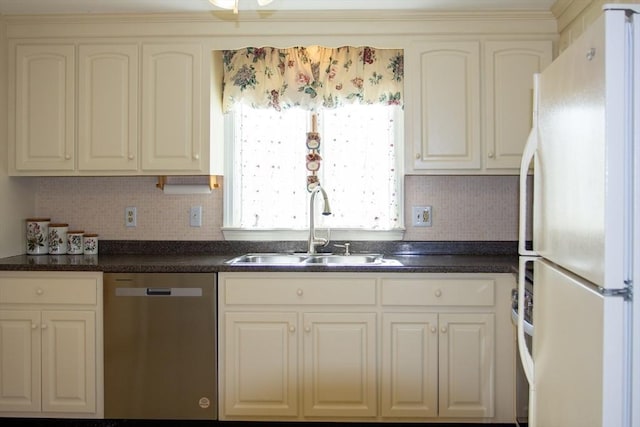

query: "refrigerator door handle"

left=519, top=74, right=540, bottom=257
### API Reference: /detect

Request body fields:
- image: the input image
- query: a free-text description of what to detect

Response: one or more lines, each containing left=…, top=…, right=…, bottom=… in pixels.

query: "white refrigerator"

left=517, top=4, right=639, bottom=427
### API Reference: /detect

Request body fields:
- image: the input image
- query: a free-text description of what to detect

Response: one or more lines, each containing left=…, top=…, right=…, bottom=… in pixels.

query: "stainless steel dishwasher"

left=103, top=273, right=216, bottom=420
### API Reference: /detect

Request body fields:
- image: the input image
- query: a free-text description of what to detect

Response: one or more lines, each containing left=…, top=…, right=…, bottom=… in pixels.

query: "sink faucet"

left=308, top=185, right=332, bottom=254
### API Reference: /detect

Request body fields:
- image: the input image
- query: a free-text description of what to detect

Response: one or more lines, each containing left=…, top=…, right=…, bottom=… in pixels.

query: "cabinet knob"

left=440, top=326, right=448, bottom=334
left=36, top=288, right=44, bottom=295
left=193, top=154, right=200, bottom=160
left=41, top=324, right=48, bottom=330
left=289, top=325, right=296, bottom=333
left=31, top=323, right=38, bottom=330
left=488, top=151, right=495, bottom=159
left=296, top=289, right=303, bottom=296
left=64, top=154, right=71, bottom=160
left=304, top=327, right=311, bottom=333
left=430, top=326, right=437, bottom=333
left=434, top=289, right=442, bottom=298
left=128, top=154, right=134, bottom=160
left=415, top=153, right=421, bottom=159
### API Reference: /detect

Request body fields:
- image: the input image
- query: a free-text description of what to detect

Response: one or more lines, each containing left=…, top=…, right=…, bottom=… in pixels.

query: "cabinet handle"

left=36, top=288, right=44, bottom=296
left=434, top=289, right=442, bottom=298
left=415, top=153, right=421, bottom=159
left=440, top=326, right=448, bottom=334
left=41, top=324, right=48, bottom=330
left=128, top=154, right=134, bottom=160
left=31, top=323, right=38, bottom=329
left=296, top=289, right=303, bottom=296
left=488, top=151, right=495, bottom=159
left=289, top=325, right=296, bottom=333
left=304, top=327, right=311, bottom=333
left=64, top=154, right=71, bottom=160
left=430, top=326, right=437, bottom=333
left=193, top=154, right=200, bottom=160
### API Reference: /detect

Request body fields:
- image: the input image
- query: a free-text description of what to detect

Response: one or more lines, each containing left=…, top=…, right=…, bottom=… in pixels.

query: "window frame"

left=222, top=107, right=405, bottom=241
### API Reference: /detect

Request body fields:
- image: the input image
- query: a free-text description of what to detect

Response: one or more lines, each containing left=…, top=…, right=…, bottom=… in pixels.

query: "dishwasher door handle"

left=146, top=288, right=171, bottom=296
left=115, top=287, right=203, bottom=297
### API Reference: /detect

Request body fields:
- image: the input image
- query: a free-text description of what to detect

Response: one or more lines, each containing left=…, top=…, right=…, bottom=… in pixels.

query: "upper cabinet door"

left=141, top=44, right=203, bottom=172
left=408, top=41, right=481, bottom=171
left=13, top=45, right=75, bottom=172
left=484, top=41, right=552, bottom=169
left=78, top=44, right=139, bottom=172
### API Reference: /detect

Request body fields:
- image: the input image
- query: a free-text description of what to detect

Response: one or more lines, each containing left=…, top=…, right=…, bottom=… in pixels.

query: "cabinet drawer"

left=0, top=276, right=98, bottom=305
left=224, top=277, right=376, bottom=305
left=381, top=278, right=494, bottom=306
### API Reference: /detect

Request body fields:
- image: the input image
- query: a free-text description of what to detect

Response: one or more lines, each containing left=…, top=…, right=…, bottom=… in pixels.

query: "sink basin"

left=226, top=253, right=401, bottom=266
left=305, top=254, right=383, bottom=265
left=225, top=253, right=309, bottom=265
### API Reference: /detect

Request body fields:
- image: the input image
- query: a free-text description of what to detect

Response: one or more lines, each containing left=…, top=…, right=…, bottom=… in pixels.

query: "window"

left=220, top=46, right=405, bottom=240
left=223, top=104, right=404, bottom=240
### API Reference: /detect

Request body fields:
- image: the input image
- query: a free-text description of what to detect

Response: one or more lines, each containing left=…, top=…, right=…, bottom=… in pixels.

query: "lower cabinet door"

left=381, top=312, right=438, bottom=418
left=41, top=310, right=96, bottom=414
left=302, top=312, right=377, bottom=417
left=223, top=312, right=298, bottom=417
left=438, top=312, right=495, bottom=418
left=0, top=310, right=41, bottom=412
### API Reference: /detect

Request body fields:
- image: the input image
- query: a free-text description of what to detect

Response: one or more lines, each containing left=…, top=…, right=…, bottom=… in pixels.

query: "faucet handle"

left=334, top=242, right=351, bottom=255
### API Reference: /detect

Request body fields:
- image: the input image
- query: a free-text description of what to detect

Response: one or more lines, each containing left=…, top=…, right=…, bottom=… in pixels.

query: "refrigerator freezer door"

left=533, top=260, right=626, bottom=427
left=535, top=10, right=629, bottom=290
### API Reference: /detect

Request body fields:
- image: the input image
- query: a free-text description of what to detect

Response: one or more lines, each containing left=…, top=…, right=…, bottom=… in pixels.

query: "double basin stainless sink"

left=226, top=253, right=401, bottom=266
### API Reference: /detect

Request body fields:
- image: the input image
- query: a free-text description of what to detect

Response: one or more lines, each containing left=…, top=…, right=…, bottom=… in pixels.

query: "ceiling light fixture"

left=208, top=0, right=274, bottom=14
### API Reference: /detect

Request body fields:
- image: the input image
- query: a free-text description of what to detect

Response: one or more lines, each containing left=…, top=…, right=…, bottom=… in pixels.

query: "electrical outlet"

left=125, top=207, right=137, bottom=227
left=190, top=206, right=202, bottom=227
left=412, top=206, right=432, bottom=227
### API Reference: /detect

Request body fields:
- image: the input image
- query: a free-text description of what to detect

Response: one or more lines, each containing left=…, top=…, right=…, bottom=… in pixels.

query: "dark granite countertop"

left=0, top=240, right=518, bottom=274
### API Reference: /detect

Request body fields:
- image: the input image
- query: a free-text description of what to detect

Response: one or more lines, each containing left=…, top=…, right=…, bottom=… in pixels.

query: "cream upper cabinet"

left=406, top=39, right=554, bottom=174
left=78, top=44, right=139, bottom=172
left=407, top=41, right=481, bottom=171
left=9, top=41, right=215, bottom=176
left=483, top=41, right=553, bottom=169
left=12, top=45, right=76, bottom=172
left=141, top=44, right=204, bottom=173
left=0, top=272, right=103, bottom=418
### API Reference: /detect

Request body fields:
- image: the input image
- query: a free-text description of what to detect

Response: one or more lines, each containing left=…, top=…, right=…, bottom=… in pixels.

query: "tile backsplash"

left=34, top=175, right=520, bottom=241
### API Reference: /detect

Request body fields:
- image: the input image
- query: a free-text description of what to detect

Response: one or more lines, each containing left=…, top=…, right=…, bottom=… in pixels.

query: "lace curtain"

left=222, top=46, right=404, bottom=112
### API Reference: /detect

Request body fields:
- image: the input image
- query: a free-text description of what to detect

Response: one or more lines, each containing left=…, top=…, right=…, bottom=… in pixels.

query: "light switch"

left=412, top=206, right=432, bottom=227
left=190, top=206, right=202, bottom=227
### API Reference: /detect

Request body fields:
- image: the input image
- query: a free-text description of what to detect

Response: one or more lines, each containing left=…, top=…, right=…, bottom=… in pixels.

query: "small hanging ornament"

left=306, top=113, right=322, bottom=192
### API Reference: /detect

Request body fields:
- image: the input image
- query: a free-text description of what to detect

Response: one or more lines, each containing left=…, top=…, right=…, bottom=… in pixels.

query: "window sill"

left=222, top=228, right=405, bottom=241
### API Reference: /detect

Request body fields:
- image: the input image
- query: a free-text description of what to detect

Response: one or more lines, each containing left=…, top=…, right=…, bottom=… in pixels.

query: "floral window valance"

left=222, top=46, right=404, bottom=112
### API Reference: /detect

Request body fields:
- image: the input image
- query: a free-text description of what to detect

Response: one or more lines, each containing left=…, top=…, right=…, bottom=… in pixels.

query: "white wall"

left=33, top=175, right=520, bottom=241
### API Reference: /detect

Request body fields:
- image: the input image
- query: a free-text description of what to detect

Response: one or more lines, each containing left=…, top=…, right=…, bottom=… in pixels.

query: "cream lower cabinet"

left=219, top=272, right=514, bottom=423
left=0, top=272, right=103, bottom=418
left=220, top=274, right=377, bottom=420
left=381, top=311, right=494, bottom=419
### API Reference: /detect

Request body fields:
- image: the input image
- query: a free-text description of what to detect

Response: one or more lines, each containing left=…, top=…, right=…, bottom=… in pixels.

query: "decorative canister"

left=83, top=234, right=99, bottom=255
left=48, top=223, right=69, bottom=255
left=67, top=230, right=84, bottom=255
left=26, top=218, right=50, bottom=255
